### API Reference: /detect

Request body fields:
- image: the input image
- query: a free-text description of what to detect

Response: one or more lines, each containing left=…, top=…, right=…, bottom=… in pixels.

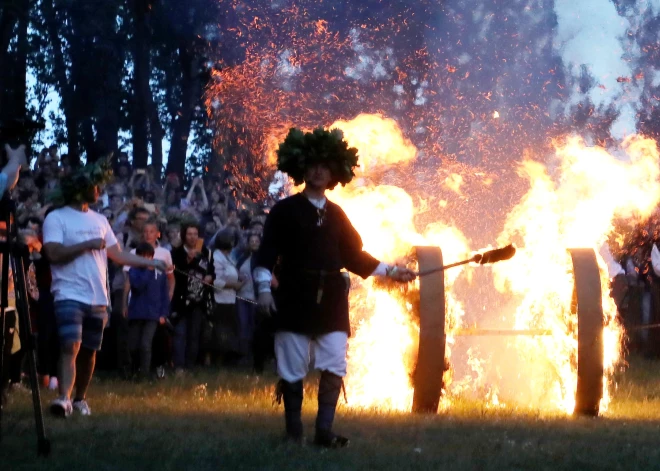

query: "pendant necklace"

left=316, top=205, right=326, bottom=226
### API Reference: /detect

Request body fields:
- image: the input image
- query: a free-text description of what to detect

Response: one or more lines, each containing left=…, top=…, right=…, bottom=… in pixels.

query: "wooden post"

left=412, top=246, right=446, bottom=413
left=569, top=248, right=604, bottom=417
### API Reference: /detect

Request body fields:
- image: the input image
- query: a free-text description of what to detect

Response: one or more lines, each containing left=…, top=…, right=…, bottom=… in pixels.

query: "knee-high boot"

left=279, top=379, right=303, bottom=440
left=314, top=371, right=349, bottom=448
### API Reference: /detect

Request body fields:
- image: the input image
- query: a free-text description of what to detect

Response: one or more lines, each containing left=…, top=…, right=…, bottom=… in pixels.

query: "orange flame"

left=327, top=115, right=469, bottom=411
left=331, top=114, right=417, bottom=176
left=270, top=114, right=659, bottom=415
left=492, top=135, right=660, bottom=413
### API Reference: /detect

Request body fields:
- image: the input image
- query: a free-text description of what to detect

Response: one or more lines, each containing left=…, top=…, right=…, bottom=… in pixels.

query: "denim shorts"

left=54, top=300, right=108, bottom=351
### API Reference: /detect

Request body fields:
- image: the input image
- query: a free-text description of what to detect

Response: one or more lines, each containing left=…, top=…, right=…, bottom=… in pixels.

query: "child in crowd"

left=127, top=242, right=170, bottom=379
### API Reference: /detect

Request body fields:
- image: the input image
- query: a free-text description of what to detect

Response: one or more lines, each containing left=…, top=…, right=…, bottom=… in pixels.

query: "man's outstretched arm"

left=107, top=244, right=169, bottom=271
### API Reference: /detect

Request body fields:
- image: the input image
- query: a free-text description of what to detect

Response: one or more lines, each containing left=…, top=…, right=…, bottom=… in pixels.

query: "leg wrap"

left=279, top=379, right=303, bottom=439
left=315, top=371, right=342, bottom=433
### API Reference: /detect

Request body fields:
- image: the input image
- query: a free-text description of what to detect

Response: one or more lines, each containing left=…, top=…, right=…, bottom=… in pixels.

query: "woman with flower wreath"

left=254, top=128, right=416, bottom=448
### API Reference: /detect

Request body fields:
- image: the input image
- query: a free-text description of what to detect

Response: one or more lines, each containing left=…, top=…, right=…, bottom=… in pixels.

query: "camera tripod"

left=0, top=195, right=50, bottom=456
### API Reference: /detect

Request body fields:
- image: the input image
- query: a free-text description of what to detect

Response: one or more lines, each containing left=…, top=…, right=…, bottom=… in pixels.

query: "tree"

left=37, top=0, right=127, bottom=163
left=0, top=0, right=30, bottom=123
left=152, top=0, right=218, bottom=179
left=131, top=0, right=150, bottom=169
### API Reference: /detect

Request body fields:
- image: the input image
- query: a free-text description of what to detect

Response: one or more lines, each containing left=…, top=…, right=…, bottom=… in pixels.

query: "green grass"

left=3, top=357, right=660, bottom=470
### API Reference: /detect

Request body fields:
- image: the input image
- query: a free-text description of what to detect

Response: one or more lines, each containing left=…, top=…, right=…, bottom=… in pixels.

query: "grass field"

left=2, top=356, right=660, bottom=471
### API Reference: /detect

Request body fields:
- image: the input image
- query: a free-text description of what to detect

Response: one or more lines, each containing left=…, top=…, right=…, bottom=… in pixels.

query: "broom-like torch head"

left=476, top=244, right=516, bottom=265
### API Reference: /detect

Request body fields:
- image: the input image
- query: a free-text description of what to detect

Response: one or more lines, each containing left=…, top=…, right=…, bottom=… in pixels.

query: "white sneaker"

left=50, top=397, right=72, bottom=418
left=48, top=377, right=59, bottom=391
left=156, top=366, right=166, bottom=379
left=72, top=399, right=92, bottom=416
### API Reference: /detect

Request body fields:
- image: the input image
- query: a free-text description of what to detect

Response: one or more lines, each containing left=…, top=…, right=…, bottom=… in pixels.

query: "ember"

left=327, top=118, right=658, bottom=413
left=203, top=3, right=660, bottom=415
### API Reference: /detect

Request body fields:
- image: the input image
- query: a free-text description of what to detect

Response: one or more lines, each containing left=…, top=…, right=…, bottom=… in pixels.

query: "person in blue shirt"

left=127, top=242, right=170, bottom=379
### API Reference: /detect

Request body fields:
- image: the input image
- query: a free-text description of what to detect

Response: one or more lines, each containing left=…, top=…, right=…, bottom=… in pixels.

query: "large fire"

left=490, top=135, right=660, bottom=413
left=203, top=1, right=660, bottom=415
left=282, top=115, right=660, bottom=414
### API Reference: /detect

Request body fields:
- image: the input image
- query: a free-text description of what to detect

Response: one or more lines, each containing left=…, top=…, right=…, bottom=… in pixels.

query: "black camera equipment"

left=0, top=117, right=50, bottom=456
left=0, top=195, right=50, bottom=455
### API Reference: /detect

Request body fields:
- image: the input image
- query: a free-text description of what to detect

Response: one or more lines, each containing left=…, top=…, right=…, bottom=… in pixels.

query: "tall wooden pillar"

left=569, top=248, right=604, bottom=417
left=412, top=246, right=446, bottom=413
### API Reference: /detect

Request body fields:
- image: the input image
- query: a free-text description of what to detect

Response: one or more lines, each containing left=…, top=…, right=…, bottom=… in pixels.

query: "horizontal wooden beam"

left=453, top=328, right=553, bottom=336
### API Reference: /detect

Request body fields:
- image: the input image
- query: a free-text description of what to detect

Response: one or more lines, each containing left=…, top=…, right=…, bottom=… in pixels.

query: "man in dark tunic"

left=254, top=128, right=415, bottom=447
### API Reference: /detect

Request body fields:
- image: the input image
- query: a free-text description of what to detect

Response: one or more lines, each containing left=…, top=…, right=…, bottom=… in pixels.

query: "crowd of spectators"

left=608, top=214, right=660, bottom=358
left=4, top=145, right=275, bottom=394
left=6, top=144, right=660, bottom=396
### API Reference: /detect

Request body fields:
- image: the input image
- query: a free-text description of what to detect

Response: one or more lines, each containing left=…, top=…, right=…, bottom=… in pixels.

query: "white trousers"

left=274, top=331, right=348, bottom=382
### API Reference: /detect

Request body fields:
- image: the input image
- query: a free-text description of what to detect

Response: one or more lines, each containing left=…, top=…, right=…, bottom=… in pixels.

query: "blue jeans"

left=172, top=306, right=203, bottom=369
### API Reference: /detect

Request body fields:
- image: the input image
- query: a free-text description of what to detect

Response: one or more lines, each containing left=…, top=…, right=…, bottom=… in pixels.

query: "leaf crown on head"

left=276, top=127, right=359, bottom=189
left=49, top=155, right=114, bottom=206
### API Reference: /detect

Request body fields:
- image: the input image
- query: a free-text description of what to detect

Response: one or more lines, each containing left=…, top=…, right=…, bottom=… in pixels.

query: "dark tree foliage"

left=1, top=0, right=219, bottom=179
left=5, top=0, right=659, bottom=192
left=0, top=0, right=30, bottom=123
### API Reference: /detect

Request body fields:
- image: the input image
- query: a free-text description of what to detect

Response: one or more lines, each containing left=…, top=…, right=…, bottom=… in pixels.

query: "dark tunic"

left=255, top=193, right=379, bottom=336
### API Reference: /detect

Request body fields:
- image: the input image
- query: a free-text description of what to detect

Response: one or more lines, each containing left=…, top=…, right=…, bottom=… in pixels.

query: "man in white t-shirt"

left=43, top=185, right=170, bottom=418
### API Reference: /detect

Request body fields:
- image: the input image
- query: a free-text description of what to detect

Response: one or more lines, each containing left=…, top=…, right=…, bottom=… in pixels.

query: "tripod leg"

left=0, top=247, right=9, bottom=446
left=0, top=306, right=5, bottom=445
left=12, top=256, right=50, bottom=456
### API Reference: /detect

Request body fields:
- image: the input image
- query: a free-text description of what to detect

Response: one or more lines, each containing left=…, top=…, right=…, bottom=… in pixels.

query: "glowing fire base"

left=413, top=246, right=604, bottom=416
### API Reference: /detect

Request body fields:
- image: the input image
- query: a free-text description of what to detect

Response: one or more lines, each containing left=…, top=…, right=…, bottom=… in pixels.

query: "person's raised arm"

left=127, top=173, right=137, bottom=197
left=185, top=178, right=199, bottom=203
left=198, top=182, right=209, bottom=211
left=1, top=144, right=28, bottom=195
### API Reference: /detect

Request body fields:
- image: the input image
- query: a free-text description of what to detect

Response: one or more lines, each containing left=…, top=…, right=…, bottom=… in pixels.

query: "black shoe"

left=314, top=429, right=350, bottom=448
